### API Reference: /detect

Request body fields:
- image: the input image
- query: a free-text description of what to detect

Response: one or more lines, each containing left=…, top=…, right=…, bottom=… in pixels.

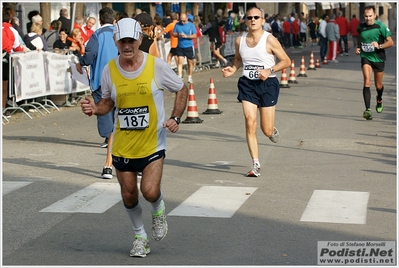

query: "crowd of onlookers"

left=2, top=5, right=362, bottom=115
left=260, top=10, right=361, bottom=54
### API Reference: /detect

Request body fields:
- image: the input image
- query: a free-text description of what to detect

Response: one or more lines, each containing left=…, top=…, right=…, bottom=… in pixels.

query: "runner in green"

left=355, top=5, right=393, bottom=120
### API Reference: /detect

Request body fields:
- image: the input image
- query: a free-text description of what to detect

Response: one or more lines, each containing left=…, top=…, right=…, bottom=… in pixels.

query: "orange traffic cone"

left=315, top=58, right=321, bottom=68
left=280, top=69, right=290, bottom=88
left=307, top=51, right=316, bottom=70
left=203, top=78, right=222, bottom=114
left=288, top=60, right=298, bottom=84
left=182, top=83, right=203, bottom=123
left=297, top=56, right=307, bottom=77
left=323, top=56, right=329, bottom=65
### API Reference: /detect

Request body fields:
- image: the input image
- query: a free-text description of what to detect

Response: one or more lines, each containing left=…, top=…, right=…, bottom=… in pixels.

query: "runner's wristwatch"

left=270, top=67, right=275, bottom=74
left=170, top=116, right=180, bottom=124
left=379, top=44, right=383, bottom=49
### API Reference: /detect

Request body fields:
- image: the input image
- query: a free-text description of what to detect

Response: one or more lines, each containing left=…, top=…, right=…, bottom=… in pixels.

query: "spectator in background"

left=31, top=14, right=47, bottom=34
left=202, top=14, right=228, bottom=68
left=53, top=28, right=72, bottom=53
left=348, top=14, right=360, bottom=53
left=162, top=9, right=172, bottom=37
left=192, top=15, right=203, bottom=69
left=116, top=11, right=128, bottom=21
left=135, top=8, right=142, bottom=16
left=225, top=11, right=235, bottom=33
left=58, top=8, right=72, bottom=33
left=4, top=7, right=24, bottom=38
left=216, top=8, right=223, bottom=22
left=135, top=13, right=160, bottom=58
left=74, top=16, right=84, bottom=30
left=81, top=17, right=96, bottom=44
left=307, top=17, right=317, bottom=46
left=154, top=14, right=166, bottom=59
left=76, top=7, right=118, bottom=178
left=173, top=12, right=197, bottom=83
left=43, top=20, right=61, bottom=49
left=3, top=9, right=25, bottom=115
left=163, top=12, right=179, bottom=66
left=319, top=14, right=329, bottom=62
left=292, top=13, right=301, bottom=48
left=300, top=17, right=307, bottom=47
left=262, top=14, right=272, bottom=32
left=271, top=14, right=281, bottom=41
left=336, top=11, right=349, bottom=56
left=23, top=23, right=47, bottom=51
left=326, top=13, right=340, bottom=63
left=233, top=11, right=242, bottom=32
left=68, top=28, right=85, bottom=56
left=26, top=10, right=40, bottom=34
left=282, top=16, right=291, bottom=48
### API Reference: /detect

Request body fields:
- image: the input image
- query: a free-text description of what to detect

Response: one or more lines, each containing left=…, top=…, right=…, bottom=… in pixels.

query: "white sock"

left=151, top=191, right=164, bottom=213
left=125, top=202, right=147, bottom=238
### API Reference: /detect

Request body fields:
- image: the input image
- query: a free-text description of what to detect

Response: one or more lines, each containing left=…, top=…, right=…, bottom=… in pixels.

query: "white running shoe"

left=188, top=76, right=193, bottom=84
left=246, top=163, right=261, bottom=177
left=130, top=236, right=150, bottom=257
left=151, top=201, right=168, bottom=241
left=269, top=127, right=280, bottom=143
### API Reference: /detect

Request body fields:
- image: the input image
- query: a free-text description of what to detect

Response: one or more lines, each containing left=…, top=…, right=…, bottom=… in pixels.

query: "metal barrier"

left=3, top=49, right=90, bottom=120
left=223, top=32, right=241, bottom=60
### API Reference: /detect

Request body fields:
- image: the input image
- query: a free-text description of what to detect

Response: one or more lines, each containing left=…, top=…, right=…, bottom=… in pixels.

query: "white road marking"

left=300, top=190, right=369, bottom=224
left=168, top=186, right=257, bottom=218
left=3, top=181, right=33, bottom=195
left=40, top=182, right=121, bottom=213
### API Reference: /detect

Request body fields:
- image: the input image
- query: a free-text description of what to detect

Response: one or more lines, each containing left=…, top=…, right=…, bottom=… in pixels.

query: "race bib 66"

left=243, top=65, right=264, bottom=80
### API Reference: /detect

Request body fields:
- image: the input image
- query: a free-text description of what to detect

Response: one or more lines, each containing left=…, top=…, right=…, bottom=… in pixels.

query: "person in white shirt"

left=222, top=7, right=291, bottom=177
left=318, top=13, right=329, bottom=61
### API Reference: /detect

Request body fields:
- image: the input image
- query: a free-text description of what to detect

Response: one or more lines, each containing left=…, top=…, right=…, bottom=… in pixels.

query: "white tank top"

left=239, top=31, right=276, bottom=80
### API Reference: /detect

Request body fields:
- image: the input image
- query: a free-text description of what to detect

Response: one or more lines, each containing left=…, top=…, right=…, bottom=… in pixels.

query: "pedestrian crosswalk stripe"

left=40, top=182, right=121, bottom=213
left=3, top=181, right=33, bottom=195
left=300, top=190, right=369, bottom=224
left=168, top=186, right=257, bottom=218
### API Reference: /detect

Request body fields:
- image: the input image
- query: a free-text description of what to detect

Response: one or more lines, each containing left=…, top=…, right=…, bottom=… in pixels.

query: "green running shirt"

left=357, top=21, right=392, bottom=62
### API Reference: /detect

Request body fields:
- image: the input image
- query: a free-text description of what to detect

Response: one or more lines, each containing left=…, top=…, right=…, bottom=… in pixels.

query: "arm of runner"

left=163, top=84, right=188, bottom=133
left=267, top=34, right=291, bottom=73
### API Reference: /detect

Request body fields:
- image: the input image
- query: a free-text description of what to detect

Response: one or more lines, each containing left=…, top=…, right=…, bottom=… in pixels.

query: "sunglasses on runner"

left=246, top=16, right=261, bottom=20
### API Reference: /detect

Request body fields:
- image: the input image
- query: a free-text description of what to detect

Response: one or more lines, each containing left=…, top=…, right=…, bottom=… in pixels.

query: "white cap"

left=113, top=18, right=142, bottom=42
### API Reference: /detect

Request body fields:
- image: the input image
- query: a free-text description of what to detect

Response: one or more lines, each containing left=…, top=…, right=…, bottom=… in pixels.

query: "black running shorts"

left=112, top=150, right=166, bottom=172
left=237, top=76, right=280, bottom=107
left=361, top=57, right=385, bottom=72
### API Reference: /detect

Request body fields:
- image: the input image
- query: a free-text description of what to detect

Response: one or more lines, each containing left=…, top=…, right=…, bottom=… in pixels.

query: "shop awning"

left=321, top=2, right=331, bottom=10
left=306, top=2, right=316, bottom=10
left=382, top=2, right=392, bottom=9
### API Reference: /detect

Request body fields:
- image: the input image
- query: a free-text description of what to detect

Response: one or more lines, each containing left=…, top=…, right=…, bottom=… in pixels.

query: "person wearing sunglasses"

left=222, top=7, right=291, bottom=178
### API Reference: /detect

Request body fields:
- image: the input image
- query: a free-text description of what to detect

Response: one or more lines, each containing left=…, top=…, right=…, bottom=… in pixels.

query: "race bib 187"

left=118, top=106, right=149, bottom=130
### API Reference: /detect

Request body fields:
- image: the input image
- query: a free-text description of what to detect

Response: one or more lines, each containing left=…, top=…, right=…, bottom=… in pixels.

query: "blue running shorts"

left=237, top=76, right=280, bottom=107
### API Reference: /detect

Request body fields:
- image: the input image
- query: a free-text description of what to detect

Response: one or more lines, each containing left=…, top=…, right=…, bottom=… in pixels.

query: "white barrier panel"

left=13, top=51, right=46, bottom=102
left=11, top=50, right=90, bottom=102
left=223, top=33, right=241, bottom=58
left=45, top=52, right=74, bottom=95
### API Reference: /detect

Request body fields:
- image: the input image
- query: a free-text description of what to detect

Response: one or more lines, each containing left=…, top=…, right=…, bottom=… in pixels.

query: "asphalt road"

left=2, top=39, right=397, bottom=266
